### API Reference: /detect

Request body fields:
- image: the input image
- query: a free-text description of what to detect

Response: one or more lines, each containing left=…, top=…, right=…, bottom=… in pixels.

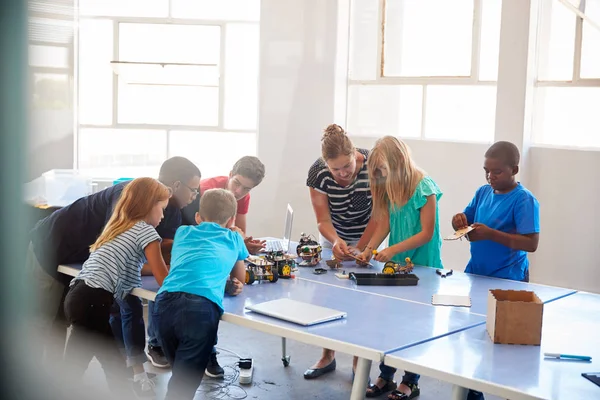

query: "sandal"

left=387, top=382, right=420, bottom=400
left=365, top=380, right=397, bottom=398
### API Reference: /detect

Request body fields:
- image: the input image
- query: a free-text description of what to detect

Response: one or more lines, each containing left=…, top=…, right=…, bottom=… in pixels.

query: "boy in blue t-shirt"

left=152, top=188, right=248, bottom=400
left=452, top=141, right=540, bottom=400
left=452, top=141, right=540, bottom=282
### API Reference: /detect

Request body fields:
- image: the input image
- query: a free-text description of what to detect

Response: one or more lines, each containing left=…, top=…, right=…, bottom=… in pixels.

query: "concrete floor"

left=74, top=318, right=503, bottom=400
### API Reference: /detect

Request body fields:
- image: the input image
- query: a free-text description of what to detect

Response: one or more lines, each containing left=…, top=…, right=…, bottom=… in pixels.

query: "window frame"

left=346, top=0, right=499, bottom=142
left=76, top=4, right=259, bottom=171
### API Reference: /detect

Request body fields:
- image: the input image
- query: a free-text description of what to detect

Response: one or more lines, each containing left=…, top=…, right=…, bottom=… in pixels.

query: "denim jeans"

left=152, top=292, right=221, bottom=400
left=109, top=294, right=148, bottom=367
left=147, top=300, right=160, bottom=347
left=379, top=363, right=420, bottom=385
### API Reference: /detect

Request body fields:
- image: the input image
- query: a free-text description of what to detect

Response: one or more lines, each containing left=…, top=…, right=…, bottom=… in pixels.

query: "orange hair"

left=91, top=177, right=171, bottom=251
left=368, top=136, right=424, bottom=219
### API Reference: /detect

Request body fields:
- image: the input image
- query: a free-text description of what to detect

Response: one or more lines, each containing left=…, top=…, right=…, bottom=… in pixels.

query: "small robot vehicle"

left=382, top=257, right=414, bottom=275
left=245, top=256, right=279, bottom=284
left=296, top=233, right=323, bottom=266
left=265, top=250, right=296, bottom=278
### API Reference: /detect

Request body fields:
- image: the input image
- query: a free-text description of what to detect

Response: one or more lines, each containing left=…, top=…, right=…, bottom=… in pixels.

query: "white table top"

left=383, top=291, right=600, bottom=400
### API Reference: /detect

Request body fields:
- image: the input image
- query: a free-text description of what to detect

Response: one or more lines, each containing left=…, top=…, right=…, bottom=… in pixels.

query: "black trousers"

left=63, top=280, right=132, bottom=396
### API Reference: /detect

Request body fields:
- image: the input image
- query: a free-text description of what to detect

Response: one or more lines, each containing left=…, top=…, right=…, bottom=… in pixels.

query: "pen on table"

left=544, top=353, right=592, bottom=361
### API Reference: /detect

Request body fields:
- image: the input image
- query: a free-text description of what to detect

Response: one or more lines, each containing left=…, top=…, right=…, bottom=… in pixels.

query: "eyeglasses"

left=180, top=182, right=200, bottom=196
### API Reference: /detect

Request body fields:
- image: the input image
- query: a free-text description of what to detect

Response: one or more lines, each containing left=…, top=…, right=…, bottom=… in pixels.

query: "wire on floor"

left=199, top=349, right=249, bottom=400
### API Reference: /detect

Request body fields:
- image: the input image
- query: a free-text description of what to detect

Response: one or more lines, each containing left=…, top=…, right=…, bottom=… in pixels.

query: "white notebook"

left=245, top=298, right=347, bottom=326
left=432, top=294, right=472, bottom=307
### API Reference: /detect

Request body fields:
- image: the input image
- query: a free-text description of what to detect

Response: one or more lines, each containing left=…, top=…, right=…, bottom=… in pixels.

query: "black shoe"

left=205, top=352, right=224, bottom=378
left=303, top=358, right=336, bottom=379
left=146, top=345, right=170, bottom=368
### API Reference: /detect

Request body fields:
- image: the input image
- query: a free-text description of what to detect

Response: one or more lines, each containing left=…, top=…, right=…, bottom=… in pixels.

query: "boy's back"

left=159, top=222, right=248, bottom=310
left=464, top=183, right=539, bottom=281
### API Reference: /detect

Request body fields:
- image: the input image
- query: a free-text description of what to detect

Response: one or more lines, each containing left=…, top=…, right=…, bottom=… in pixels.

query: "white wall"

left=250, top=0, right=600, bottom=294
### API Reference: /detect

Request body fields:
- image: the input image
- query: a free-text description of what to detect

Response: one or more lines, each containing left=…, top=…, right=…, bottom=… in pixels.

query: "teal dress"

left=388, top=176, right=443, bottom=268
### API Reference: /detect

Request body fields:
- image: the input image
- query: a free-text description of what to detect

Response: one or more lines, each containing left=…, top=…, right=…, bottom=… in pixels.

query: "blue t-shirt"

left=464, top=183, right=540, bottom=281
left=158, top=222, right=249, bottom=311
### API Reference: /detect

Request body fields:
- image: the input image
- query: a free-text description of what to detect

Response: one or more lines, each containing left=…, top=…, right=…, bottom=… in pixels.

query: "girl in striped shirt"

left=63, top=177, right=170, bottom=397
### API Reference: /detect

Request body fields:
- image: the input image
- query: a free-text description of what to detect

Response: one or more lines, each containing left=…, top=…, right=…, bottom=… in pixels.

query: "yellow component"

left=281, top=264, right=292, bottom=276
left=372, top=250, right=378, bottom=255
left=245, top=270, right=251, bottom=284
left=382, top=265, right=396, bottom=275
left=405, top=257, right=411, bottom=263
left=267, top=274, right=274, bottom=282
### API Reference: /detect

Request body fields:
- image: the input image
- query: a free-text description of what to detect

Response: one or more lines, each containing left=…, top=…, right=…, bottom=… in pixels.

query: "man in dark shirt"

left=27, top=156, right=201, bottom=368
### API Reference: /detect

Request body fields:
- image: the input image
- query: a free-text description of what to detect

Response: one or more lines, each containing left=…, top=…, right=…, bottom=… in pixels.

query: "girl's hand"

left=333, top=239, right=352, bottom=260
left=373, top=247, right=396, bottom=263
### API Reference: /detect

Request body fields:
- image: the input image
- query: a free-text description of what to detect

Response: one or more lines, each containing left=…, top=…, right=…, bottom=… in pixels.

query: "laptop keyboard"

left=265, top=240, right=283, bottom=252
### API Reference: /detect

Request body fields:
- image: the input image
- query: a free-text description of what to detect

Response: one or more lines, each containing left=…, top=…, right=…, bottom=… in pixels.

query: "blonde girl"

left=63, top=177, right=170, bottom=397
left=358, top=136, right=443, bottom=400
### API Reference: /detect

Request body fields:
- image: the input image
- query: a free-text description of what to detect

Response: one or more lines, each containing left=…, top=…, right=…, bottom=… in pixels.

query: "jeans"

left=63, top=280, right=132, bottom=397
left=379, top=363, right=420, bottom=386
left=109, top=294, right=148, bottom=367
left=147, top=301, right=160, bottom=347
left=153, top=292, right=221, bottom=400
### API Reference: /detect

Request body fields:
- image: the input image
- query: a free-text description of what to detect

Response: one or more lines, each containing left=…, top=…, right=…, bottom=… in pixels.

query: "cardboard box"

left=486, top=289, right=543, bottom=345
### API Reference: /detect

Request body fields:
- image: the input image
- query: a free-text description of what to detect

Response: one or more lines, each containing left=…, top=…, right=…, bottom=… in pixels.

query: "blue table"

left=58, top=264, right=485, bottom=400
left=383, top=292, right=598, bottom=400
left=298, top=248, right=576, bottom=315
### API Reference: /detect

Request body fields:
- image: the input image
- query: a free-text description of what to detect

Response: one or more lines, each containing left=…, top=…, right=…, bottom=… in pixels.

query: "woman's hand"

left=372, top=247, right=396, bottom=263
left=332, top=239, right=352, bottom=260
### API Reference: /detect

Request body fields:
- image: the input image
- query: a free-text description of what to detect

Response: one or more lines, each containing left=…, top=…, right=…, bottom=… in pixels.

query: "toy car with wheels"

left=296, top=233, right=322, bottom=266
left=245, top=255, right=279, bottom=284
left=264, top=250, right=296, bottom=279
left=382, top=257, right=414, bottom=275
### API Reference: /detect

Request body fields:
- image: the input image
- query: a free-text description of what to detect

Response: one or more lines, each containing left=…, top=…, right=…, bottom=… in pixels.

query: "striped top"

left=306, top=148, right=372, bottom=242
left=72, top=221, right=161, bottom=300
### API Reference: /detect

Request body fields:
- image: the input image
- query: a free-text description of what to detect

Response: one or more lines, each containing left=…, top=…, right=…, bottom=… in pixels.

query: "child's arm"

left=470, top=225, right=539, bottom=252
left=355, top=217, right=378, bottom=252
left=230, top=260, right=246, bottom=288
left=141, top=238, right=173, bottom=275
left=452, top=189, right=481, bottom=230
left=144, top=240, right=169, bottom=286
left=375, top=195, right=436, bottom=262
left=357, top=211, right=390, bottom=262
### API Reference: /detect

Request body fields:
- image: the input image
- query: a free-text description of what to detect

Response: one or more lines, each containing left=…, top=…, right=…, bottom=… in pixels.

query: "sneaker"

left=146, top=345, right=170, bottom=368
left=132, top=377, right=156, bottom=398
left=205, top=352, right=224, bottom=378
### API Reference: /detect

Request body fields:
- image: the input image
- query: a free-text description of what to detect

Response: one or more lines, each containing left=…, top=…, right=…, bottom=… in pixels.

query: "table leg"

left=452, top=384, right=468, bottom=400
left=350, top=357, right=372, bottom=400
left=281, top=337, right=290, bottom=367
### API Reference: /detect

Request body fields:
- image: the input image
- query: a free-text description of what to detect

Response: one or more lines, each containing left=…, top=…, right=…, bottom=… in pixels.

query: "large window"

left=77, top=0, right=260, bottom=178
left=533, top=0, right=600, bottom=148
left=346, top=0, right=502, bottom=143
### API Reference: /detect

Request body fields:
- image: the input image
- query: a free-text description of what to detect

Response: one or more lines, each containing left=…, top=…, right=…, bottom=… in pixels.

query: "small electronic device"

left=239, top=358, right=254, bottom=385
left=313, top=268, right=327, bottom=275
left=582, top=372, right=600, bottom=388
left=436, top=268, right=453, bottom=278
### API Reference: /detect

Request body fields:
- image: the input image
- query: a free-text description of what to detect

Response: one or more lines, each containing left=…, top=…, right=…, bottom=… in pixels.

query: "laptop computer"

left=266, top=204, right=294, bottom=253
left=245, top=298, right=347, bottom=326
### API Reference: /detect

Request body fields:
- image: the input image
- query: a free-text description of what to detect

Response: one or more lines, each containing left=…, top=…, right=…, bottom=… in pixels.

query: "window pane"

left=29, top=45, right=69, bottom=68
left=169, top=131, right=257, bottom=178
left=348, top=0, right=379, bottom=80
left=479, top=0, right=502, bottom=81
left=533, top=87, right=600, bottom=148
left=537, top=1, right=576, bottom=81
left=384, top=0, right=474, bottom=77
left=79, top=0, right=168, bottom=17
left=31, top=73, right=71, bottom=110
left=224, top=23, right=259, bottom=130
left=119, top=24, right=220, bottom=65
left=171, top=0, right=260, bottom=21
left=118, top=84, right=219, bottom=126
left=424, top=85, right=496, bottom=142
left=347, top=85, right=422, bottom=138
left=78, top=129, right=167, bottom=174
left=29, top=17, right=74, bottom=45
left=581, top=2, right=600, bottom=78
left=79, top=19, right=112, bottom=125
